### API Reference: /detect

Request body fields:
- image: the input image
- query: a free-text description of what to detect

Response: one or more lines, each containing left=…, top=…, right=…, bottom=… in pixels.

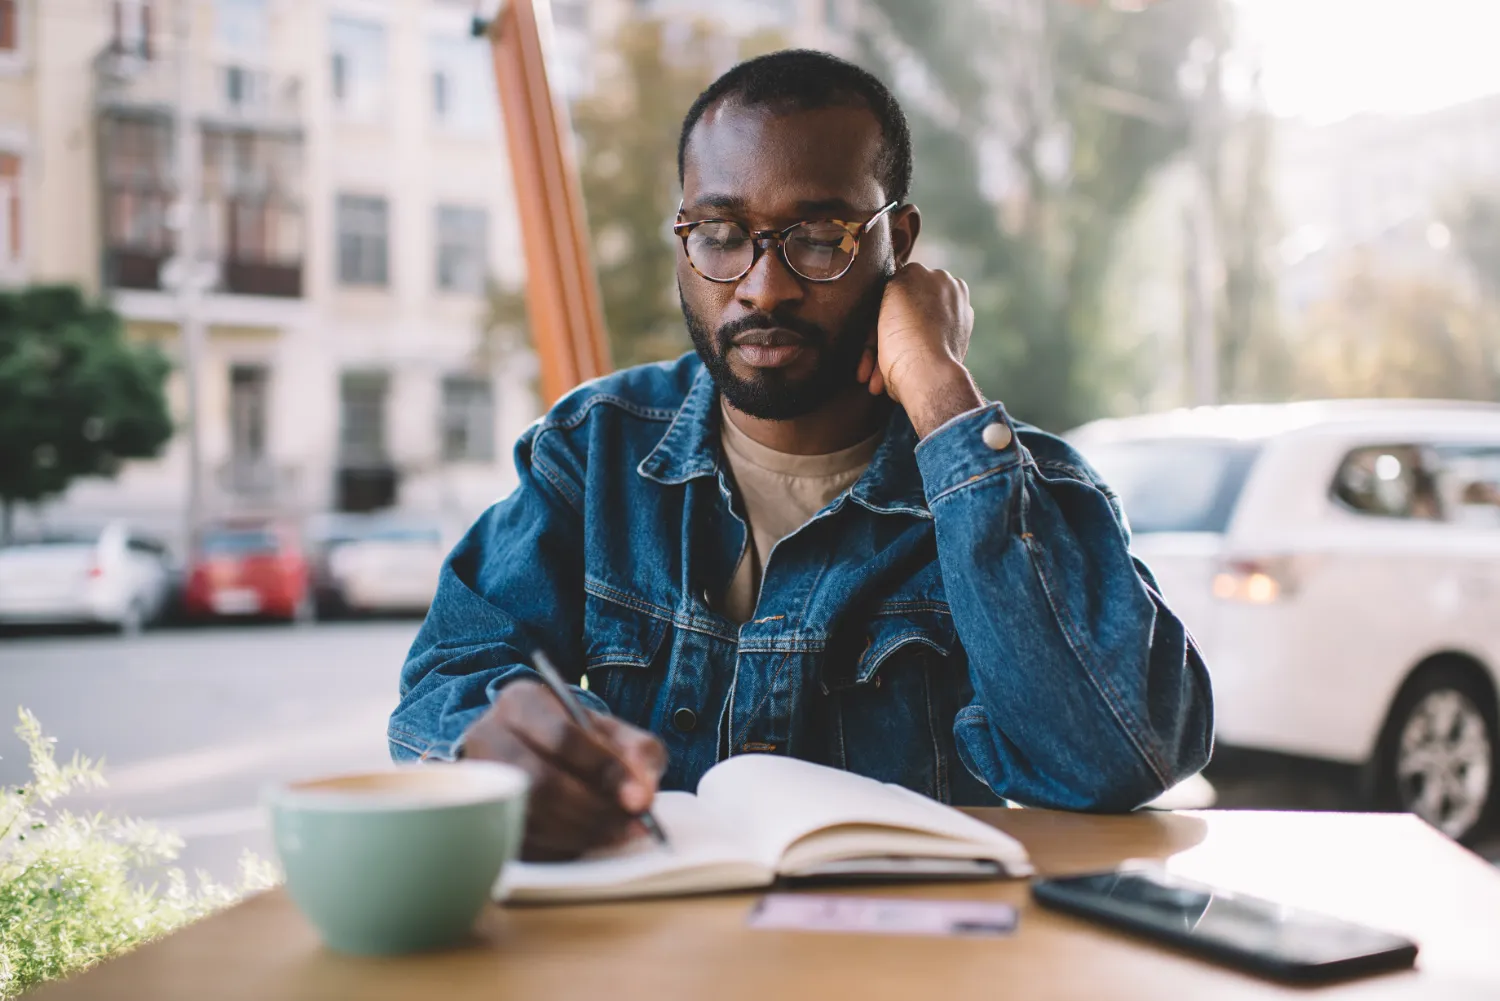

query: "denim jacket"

left=390, top=354, right=1213, bottom=810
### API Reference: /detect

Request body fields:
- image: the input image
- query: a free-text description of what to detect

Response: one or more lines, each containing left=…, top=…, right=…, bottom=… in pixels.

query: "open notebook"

left=498, top=755, right=1032, bottom=903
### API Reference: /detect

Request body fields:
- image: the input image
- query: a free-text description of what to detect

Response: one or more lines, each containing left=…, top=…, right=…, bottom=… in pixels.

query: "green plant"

left=0, top=710, right=275, bottom=998
left=0, top=284, right=173, bottom=541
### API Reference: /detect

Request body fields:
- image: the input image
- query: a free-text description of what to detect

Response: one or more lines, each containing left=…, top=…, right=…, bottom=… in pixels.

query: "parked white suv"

left=1069, top=400, right=1500, bottom=842
left=0, top=522, right=173, bottom=634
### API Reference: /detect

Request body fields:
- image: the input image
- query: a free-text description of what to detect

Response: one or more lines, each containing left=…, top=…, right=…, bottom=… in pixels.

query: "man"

left=391, top=49, right=1212, bottom=860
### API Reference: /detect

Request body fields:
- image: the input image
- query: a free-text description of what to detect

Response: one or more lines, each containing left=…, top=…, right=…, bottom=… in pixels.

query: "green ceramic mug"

left=267, top=762, right=528, bottom=955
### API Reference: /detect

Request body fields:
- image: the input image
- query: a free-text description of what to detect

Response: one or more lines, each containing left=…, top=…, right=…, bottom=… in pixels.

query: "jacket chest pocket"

left=820, top=608, right=968, bottom=803
left=582, top=591, right=671, bottom=730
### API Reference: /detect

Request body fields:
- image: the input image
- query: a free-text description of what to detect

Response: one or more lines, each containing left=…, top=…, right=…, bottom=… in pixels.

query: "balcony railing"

left=215, top=459, right=302, bottom=508
left=102, top=187, right=303, bottom=298
left=94, top=49, right=304, bottom=135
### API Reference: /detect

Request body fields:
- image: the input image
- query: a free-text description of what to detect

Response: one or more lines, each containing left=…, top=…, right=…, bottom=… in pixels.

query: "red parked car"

left=182, top=520, right=312, bottom=622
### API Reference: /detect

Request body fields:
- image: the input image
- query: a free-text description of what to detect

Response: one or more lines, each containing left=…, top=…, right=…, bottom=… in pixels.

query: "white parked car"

left=1069, top=400, right=1500, bottom=843
left=325, top=519, right=448, bottom=615
left=0, top=522, right=174, bottom=633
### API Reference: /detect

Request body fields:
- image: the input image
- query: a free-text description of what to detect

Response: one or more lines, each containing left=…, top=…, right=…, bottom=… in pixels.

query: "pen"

left=528, top=649, right=670, bottom=847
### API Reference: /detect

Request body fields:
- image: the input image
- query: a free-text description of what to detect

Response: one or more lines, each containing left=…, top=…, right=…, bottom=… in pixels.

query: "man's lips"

left=731, top=328, right=805, bottom=348
left=730, top=329, right=810, bottom=369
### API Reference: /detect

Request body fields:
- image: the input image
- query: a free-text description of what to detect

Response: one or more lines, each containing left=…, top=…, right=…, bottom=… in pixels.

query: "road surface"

left=1, top=622, right=1494, bottom=888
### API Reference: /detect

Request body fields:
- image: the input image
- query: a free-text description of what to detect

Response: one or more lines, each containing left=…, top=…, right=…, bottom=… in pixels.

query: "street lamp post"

left=165, top=0, right=215, bottom=546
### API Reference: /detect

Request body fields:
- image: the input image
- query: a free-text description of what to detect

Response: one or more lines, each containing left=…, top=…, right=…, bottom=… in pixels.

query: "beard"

left=681, top=275, right=889, bottom=421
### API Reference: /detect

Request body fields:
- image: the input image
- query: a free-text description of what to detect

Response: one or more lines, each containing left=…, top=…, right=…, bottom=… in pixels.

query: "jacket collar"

left=637, top=362, right=931, bottom=519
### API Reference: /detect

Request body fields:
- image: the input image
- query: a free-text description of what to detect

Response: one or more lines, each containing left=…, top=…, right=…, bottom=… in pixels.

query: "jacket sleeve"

left=913, top=402, right=1214, bottom=811
left=387, top=423, right=607, bottom=762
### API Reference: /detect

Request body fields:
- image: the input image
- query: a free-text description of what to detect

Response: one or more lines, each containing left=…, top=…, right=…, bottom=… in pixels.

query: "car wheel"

left=1374, top=664, right=1498, bottom=843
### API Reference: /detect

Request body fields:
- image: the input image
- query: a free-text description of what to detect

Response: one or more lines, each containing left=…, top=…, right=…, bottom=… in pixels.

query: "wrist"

left=901, top=362, right=984, bottom=438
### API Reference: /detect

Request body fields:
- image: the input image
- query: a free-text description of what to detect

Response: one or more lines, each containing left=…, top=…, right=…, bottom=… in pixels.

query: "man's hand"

left=857, top=262, right=983, bottom=438
left=460, top=680, right=667, bottom=861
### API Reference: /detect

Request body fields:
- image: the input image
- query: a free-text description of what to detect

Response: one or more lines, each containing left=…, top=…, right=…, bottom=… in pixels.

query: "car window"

left=1434, top=445, right=1500, bottom=528
left=1327, top=443, right=1500, bottom=523
left=199, top=529, right=280, bottom=555
left=1332, top=444, right=1442, bottom=520
left=1071, top=439, right=1262, bottom=534
left=126, top=537, right=167, bottom=557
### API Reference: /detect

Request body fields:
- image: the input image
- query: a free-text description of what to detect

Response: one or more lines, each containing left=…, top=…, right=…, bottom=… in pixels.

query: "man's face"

left=678, top=100, right=911, bottom=420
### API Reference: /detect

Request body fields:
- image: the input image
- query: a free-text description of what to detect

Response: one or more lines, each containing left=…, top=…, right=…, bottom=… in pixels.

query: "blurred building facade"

left=4, top=0, right=539, bottom=537
left=2, top=0, right=851, bottom=539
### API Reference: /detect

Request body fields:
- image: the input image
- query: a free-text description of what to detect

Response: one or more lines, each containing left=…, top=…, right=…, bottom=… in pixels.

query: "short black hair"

left=677, top=49, right=912, bottom=205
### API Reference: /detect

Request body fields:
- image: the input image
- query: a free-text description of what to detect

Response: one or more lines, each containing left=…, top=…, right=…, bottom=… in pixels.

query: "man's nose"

left=734, top=240, right=805, bottom=315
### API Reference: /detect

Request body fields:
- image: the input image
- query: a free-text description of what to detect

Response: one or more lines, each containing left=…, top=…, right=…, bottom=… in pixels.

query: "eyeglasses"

left=672, top=200, right=899, bottom=283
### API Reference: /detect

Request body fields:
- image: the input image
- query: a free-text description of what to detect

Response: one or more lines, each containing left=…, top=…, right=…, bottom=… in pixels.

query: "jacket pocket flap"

left=583, top=587, right=671, bottom=670
left=823, top=606, right=957, bottom=692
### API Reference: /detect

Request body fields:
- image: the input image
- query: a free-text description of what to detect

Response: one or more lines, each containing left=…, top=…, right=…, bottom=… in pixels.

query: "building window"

left=339, top=371, right=389, bottom=467
left=229, top=364, right=269, bottom=463
left=336, top=194, right=388, bottom=287
left=435, top=205, right=488, bottom=294
left=441, top=376, right=495, bottom=462
left=329, top=16, right=387, bottom=120
left=0, top=152, right=21, bottom=271
left=428, top=34, right=498, bottom=135
left=112, top=0, right=153, bottom=58
left=216, top=0, right=268, bottom=55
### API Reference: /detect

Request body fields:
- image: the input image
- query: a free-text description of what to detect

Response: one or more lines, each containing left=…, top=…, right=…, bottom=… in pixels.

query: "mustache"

left=716, top=312, right=829, bottom=348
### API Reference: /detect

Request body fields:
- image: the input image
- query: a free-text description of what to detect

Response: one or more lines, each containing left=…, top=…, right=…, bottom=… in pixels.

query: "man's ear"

left=890, top=204, right=921, bottom=267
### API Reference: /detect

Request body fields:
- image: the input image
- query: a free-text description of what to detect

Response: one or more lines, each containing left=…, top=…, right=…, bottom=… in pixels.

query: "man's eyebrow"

left=684, top=193, right=748, bottom=215
left=793, top=197, right=860, bottom=216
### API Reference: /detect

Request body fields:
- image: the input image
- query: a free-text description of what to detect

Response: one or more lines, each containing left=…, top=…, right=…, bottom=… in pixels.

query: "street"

left=1, top=622, right=1495, bottom=887
left=0, top=622, right=413, bottom=881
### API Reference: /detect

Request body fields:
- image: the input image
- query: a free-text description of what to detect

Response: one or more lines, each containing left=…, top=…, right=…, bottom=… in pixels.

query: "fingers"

left=594, top=714, right=667, bottom=814
left=462, top=680, right=661, bottom=860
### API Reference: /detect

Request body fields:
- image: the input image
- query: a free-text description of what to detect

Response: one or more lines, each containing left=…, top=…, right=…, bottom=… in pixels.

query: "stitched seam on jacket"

left=537, top=392, right=678, bottom=433
left=928, top=459, right=1026, bottom=505
left=1020, top=529, right=1172, bottom=790
left=586, top=578, right=742, bottom=643
left=875, top=600, right=952, bottom=616
left=387, top=729, right=431, bottom=755
left=531, top=453, right=582, bottom=513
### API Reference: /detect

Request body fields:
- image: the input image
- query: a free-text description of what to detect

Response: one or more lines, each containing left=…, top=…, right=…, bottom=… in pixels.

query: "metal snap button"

left=982, top=422, right=1014, bottom=451
left=673, top=707, right=698, bottom=732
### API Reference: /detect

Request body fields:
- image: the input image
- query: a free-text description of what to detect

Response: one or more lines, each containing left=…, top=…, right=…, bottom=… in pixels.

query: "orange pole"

left=484, top=0, right=612, bottom=404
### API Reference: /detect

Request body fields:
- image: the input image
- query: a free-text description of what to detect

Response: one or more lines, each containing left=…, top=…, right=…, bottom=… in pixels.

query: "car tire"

left=1372, top=662, right=1498, bottom=844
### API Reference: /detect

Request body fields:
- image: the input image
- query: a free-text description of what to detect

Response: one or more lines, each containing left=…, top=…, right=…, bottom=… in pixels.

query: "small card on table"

left=747, top=893, right=1019, bottom=938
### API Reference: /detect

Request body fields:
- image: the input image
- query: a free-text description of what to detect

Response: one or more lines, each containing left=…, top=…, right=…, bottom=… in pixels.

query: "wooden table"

left=31, top=809, right=1500, bottom=1000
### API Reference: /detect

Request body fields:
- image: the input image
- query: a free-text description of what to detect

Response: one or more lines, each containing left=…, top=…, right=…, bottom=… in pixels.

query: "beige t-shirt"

left=717, top=405, right=883, bottom=623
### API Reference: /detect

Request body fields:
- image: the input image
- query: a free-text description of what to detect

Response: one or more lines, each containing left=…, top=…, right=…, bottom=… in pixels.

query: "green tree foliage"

left=570, top=20, right=784, bottom=368
left=0, top=286, right=173, bottom=539
left=857, top=0, right=1226, bottom=430
left=0, top=709, right=275, bottom=997
left=1295, top=260, right=1499, bottom=401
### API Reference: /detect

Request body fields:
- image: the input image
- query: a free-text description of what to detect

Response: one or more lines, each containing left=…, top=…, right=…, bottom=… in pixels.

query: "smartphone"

left=1031, top=865, right=1418, bottom=983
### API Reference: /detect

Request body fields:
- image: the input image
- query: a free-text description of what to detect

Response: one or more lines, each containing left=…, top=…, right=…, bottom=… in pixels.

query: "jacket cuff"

left=913, top=402, right=1026, bottom=505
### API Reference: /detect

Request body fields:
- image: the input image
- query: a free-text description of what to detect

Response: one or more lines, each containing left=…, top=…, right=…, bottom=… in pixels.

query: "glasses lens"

left=785, top=221, right=856, bottom=280
left=685, top=221, right=753, bottom=280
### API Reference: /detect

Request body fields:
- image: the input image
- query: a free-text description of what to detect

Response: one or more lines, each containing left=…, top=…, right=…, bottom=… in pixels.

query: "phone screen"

left=1035, top=868, right=1418, bottom=974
